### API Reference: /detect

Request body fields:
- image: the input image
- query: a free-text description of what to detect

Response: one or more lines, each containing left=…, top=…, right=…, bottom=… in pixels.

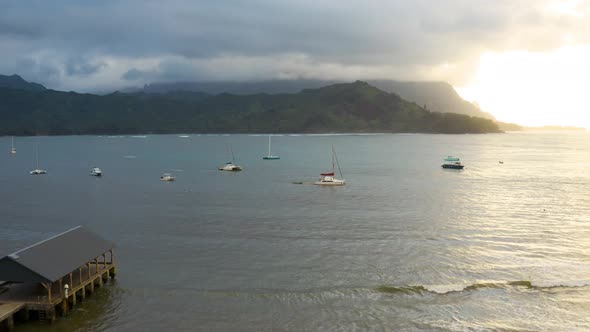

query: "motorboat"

left=90, top=167, right=102, bottom=177
left=441, top=156, right=464, bottom=169
left=160, top=173, right=176, bottom=181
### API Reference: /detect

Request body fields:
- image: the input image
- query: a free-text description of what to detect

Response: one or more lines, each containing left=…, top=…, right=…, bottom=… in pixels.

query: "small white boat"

left=262, top=136, right=280, bottom=160
left=90, top=167, right=102, bottom=177
left=314, top=145, right=345, bottom=186
left=219, top=145, right=242, bottom=171
left=218, top=162, right=243, bottom=171
left=9, top=136, right=16, bottom=154
left=160, top=173, right=175, bottom=181
left=29, top=144, right=46, bottom=175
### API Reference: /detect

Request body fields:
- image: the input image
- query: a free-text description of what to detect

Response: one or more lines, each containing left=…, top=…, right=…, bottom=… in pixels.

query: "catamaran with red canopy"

left=314, top=145, right=345, bottom=186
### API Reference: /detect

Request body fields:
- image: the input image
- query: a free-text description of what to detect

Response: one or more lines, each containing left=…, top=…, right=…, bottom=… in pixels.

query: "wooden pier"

left=0, top=226, right=116, bottom=330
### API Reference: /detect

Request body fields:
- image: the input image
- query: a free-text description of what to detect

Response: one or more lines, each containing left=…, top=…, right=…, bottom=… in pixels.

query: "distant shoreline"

left=0, top=131, right=508, bottom=138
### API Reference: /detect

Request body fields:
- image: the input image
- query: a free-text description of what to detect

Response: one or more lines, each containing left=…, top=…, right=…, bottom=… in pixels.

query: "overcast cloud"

left=1, top=0, right=588, bottom=92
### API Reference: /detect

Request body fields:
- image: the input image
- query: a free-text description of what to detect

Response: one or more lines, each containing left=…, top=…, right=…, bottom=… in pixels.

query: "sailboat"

left=262, top=136, right=280, bottom=160
left=314, top=145, right=345, bottom=186
left=9, top=136, right=16, bottom=154
left=29, top=144, right=47, bottom=175
left=218, top=145, right=242, bottom=171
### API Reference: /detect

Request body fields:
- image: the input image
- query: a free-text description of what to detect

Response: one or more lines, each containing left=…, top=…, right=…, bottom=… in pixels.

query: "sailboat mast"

left=331, top=145, right=335, bottom=173
left=333, top=145, right=344, bottom=179
left=268, top=136, right=271, bottom=156
left=35, top=144, right=39, bottom=169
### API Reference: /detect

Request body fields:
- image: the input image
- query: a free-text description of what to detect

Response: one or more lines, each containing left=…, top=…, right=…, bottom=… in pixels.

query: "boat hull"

left=314, top=181, right=346, bottom=186
left=218, top=165, right=242, bottom=171
left=442, top=164, right=464, bottom=169
left=263, top=156, right=280, bottom=160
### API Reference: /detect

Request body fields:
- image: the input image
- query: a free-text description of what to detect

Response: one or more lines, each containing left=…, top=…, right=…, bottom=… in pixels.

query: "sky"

left=1, top=0, right=589, bottom=127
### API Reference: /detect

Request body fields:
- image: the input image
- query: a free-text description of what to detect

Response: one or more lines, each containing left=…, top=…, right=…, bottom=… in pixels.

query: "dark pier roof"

left=0, top=226, right=114, bottom=283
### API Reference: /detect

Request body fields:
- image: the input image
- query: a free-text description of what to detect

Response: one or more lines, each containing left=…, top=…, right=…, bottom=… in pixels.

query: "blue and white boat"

left=441, top=156, right=464, bottom=169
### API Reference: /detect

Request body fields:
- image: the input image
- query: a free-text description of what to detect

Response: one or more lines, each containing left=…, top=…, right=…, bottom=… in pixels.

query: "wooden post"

left=5, top=314, right=14, bottom=330
left=95, top=258, right=99, bottom=274
left=59, top=278, right=63, bottom=298
left=111, top=249, right=115, bottom=264
left=103, top=253, right=106, bottom=270
left=47, top=283, right=52, bottom=303
left=61, top=299, right=68, bottom=316
left=48, top=307, right=56, bottom=322
left=81, top=285, right=86, bottom=300
left=87, top=262, right=91, bottom=280
left=79, top=267, right=82, bottom=283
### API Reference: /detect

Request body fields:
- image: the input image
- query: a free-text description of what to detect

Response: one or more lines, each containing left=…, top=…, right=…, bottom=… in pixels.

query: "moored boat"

left=314, top=145, right=345, bottom=186
left=9, top=136, right=16, bottom=154
left=160, top=173, right=176, bottom=181
left=262, top=136, right=280, bottom=160
left=90, top=167, right=102, bottom=177
left=219, top=145, right=243, bottom=171
left=218, top=162, right=242, bottom=171
left=29, top=144, right=46, bottom=175
left=441, top=156, right=464, bottom=169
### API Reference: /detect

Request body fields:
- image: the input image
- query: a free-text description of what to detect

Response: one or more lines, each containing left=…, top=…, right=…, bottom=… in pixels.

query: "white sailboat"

left=218, top=145, right=242, bottom=171
left=262, top=136, right=280, bottom=160
left=314, top=145, right=345, bottom=186
left=29, top=144, right=47, bottom=175
left=9, top=136, right=16, bottom=154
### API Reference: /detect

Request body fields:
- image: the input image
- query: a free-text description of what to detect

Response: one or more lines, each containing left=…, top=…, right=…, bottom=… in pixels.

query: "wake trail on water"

left=376, top=280, right=590, bottom=295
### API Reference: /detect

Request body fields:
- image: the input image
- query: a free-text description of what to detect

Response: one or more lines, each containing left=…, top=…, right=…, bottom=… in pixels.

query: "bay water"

left=1, top=132, right=590, bottom=331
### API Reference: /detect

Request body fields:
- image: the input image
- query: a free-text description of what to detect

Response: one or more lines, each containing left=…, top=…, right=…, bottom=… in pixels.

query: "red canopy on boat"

left=320, top=172, right=335, bottom=176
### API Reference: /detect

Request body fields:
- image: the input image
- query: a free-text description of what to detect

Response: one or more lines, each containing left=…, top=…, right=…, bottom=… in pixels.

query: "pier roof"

left=0, top=226, right=114, bottom=283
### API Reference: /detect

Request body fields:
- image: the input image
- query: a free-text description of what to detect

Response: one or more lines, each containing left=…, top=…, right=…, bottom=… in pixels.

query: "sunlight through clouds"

left=457, top=45, right=590, bottom=128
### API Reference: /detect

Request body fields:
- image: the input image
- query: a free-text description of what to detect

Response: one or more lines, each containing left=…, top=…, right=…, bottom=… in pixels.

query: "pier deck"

left=0, top=226, right=116, bottom=329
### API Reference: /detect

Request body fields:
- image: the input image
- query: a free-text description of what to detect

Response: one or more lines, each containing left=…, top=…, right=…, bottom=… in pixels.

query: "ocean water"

left=1, top=132, right=590, bottom=331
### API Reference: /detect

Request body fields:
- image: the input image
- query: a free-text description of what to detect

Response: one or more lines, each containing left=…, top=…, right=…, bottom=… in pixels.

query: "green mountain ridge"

left=0, top=79, right=501, bottom=136
left=138, top=79, right=493, bottom=120
left=0, top=74, right=46, bottom=92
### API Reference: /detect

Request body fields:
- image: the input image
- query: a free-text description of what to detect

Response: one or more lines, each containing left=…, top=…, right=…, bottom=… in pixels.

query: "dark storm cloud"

left=0, top=0, right=587, bottom=90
